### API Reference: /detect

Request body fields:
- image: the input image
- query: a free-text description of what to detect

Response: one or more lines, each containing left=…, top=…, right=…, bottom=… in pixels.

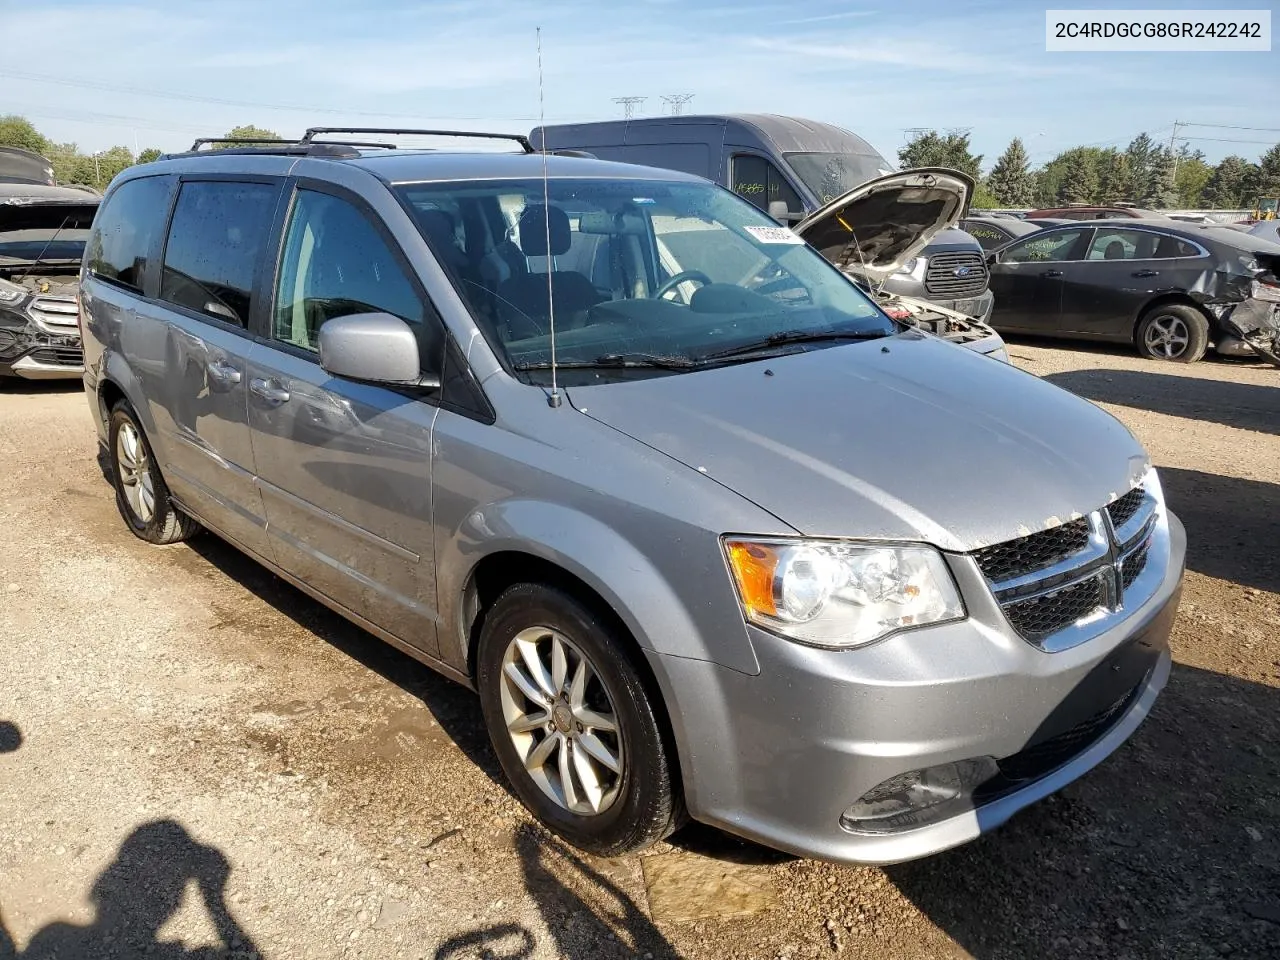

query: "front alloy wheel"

left=476, top=583, right=682, bottom=856
left=499, top=627, right=624, bottom=816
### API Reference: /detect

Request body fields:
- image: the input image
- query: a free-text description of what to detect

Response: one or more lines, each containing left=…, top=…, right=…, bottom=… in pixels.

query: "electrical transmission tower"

left=661, top=94, right=695, bottom=116
left=612, top=97, right=646, bottom=119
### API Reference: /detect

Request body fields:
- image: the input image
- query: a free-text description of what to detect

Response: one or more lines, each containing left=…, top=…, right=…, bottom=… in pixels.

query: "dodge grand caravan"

left=81, top=129, right=1184, bottom=864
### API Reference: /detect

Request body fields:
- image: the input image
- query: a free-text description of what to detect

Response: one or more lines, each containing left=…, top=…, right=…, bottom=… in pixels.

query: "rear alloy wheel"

left=1136, top=304, right=1209, bottom=363
left=476, top=583, right=681, bottom=856
left=108, top=402, right=200, bottom=544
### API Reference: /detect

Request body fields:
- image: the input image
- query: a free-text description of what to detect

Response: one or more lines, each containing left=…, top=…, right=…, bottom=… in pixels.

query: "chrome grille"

left=30, top=296, right=80, bottom=331
left=1107, top=485, right=1147, bottom=531
left=973, top=517, right=1091, bottom=583
left=924, top=251, right=988, bottom=298
left=972, top=482, right=1162, bottom=651
left=1002, top=575, right=1107, bottom=642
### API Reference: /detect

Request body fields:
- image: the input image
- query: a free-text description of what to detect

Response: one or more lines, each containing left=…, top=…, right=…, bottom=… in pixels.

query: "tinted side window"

left=272, top=189, right=442, bottom=371
left=1002, top=229, right=1087, bottom=263
left=160, top=180, right=278, bottom=327
left=732, top=155, right=803, bottom=215
left=1087, top=228, right=1160, bottom=260
left=86, top=176, right=172, bottom=293
left=1154, top=234, right=1202, bottom=258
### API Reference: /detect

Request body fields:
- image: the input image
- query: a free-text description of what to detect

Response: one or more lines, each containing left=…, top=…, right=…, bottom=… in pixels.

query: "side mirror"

left=318, top=312, right=439, bottom=389
left=767, top=200, right=804, bottom=225
left=985, top=251, right=998, bottom=266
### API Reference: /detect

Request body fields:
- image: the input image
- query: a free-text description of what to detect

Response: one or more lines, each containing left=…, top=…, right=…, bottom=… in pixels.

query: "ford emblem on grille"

left=953, top=266, right=973, bottom=278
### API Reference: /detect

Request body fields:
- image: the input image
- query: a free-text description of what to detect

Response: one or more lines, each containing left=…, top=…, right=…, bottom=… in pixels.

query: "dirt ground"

left=1, top=339, right=1278, bottom=960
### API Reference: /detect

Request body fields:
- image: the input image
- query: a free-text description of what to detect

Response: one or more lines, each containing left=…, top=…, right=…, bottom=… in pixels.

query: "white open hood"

left=793, top=167, right=973, bottom=280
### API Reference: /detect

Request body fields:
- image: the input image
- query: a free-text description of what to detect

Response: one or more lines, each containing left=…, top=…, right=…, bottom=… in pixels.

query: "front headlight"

left=0, top=277, right=26, bottom=304
left=724, top=538, right=965, bottom=648
left=893, top=257, right=928, bottom=281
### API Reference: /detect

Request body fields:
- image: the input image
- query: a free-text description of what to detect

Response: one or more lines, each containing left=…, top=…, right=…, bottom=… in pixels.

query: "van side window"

left=272, top=189, right=442, bottom=372
left=86, top=176, right=172, bottom=293
left=732, top=155, right=803, bottom=215
left=160, top=180, right=278, bottom=327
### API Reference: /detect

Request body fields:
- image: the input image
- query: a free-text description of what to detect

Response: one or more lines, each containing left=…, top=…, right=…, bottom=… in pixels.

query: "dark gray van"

left=531, top=114, right=995, bottom=322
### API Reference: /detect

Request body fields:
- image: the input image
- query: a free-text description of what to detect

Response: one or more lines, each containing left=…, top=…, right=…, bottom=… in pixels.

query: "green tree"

left=897, top=129, right=983, bottom=180
left=1095, top=150, right=1132, bottom=204
left=970, top=182, right=1000, bottom=209
left=1202, top=155, right=1258, bottom=207
left=214, top=124, right=282, bottom=148
left=1058, top=150, right=1099, bottom=204
left=1257, top=142, right=1280, bottom=197
left=0, top=115, right=49, bottom=154
left=1173, top=147, right=1211, bottom=209
left=1143, top=147, right=1178, bottom=208
left=985, top=137, right=1034, bottom=206
left=1124, top=133, right=1158, bottom=206
left=136, top=148, right=163, bottom=164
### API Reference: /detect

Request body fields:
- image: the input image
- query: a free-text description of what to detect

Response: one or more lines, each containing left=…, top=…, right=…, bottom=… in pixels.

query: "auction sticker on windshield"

left=744, top=225, right=803, bottom=244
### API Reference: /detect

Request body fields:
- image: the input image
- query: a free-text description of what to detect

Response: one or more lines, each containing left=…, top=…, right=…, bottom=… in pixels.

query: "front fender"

left=436, top=498, right=761, bottom=678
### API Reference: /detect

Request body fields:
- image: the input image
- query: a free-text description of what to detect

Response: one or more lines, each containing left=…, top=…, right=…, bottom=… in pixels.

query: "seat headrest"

left=417, top=209, right=465, bottom=266
left=1103, top=240, right=1126, bottom=260
left=518, top=204, right=571, bottom=257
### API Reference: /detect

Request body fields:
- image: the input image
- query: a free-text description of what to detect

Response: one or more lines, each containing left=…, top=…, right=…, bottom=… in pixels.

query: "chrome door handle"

left=1042, top=269, right=1063, bottom=278
left=249, top=377, right=291, bottom=403
left=206, top=360, right=241, bottom=384
left=1132, top=269, right=1159, bottom=278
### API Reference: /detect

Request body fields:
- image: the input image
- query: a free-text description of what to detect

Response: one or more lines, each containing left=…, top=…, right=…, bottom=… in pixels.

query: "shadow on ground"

left=182, top=534, right=510, bottom=792
left=886, top=663, right=1280, bottom=959
left=1159, top=467, right=1280, bottom=593
left=1043, top=365, right=1280, bottom=435
left=0, top=717, right=254, bottom=960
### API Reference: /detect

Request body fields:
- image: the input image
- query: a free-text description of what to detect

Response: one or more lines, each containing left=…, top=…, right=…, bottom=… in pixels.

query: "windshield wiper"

left=697, top=328, right=889, bottom=362
left=513, top=352, right=700, bottom=371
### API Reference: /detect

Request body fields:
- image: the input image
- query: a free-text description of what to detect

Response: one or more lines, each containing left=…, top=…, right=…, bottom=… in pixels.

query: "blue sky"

left=5, top=0, right=1277, bottom=170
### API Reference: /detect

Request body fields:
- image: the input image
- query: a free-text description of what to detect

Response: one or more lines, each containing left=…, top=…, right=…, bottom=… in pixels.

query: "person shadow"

left=0, top=816, right=258, bottom=960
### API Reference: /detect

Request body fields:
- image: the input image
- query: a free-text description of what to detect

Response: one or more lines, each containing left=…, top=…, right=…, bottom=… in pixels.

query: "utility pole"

left=1169, top=120, right=1183, bottom=179
left=93, top=152, right=101, bottom=188
left=660, top=94, right=694, bottom=116
left=612, top=96, right=646, bottom=119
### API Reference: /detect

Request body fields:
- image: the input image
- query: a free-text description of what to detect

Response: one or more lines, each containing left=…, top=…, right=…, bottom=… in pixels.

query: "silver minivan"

left=80, top=130, right=1184, bottom=864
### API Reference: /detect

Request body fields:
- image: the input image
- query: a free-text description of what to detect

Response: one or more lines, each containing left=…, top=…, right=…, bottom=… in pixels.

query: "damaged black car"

left=0, top=183, right=99, bottom=380
left=985, top=219, right=1280, bottom=365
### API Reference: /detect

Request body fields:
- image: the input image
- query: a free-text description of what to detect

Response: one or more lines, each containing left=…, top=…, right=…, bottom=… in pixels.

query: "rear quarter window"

left=85, top=176, right=174, bottom=293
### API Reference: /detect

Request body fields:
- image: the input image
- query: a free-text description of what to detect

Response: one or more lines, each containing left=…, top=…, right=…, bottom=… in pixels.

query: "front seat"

left=1102, top=240, right=1127, bottom=260
left=497, top=204, right=604, bottom=340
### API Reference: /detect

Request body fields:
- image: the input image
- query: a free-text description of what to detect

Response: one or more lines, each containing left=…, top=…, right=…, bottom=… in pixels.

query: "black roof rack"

left=302, top=126, right=535, bottom=153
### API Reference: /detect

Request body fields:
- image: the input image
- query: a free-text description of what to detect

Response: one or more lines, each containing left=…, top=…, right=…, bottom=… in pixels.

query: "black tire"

left=476, top=583, right=682, bottom=857
left=1135, top=303, right=1209, bottom=363
left=108, top=402, right=200, bottom=545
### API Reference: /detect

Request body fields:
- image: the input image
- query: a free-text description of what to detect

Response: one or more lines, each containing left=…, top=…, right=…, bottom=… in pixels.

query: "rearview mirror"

left=318, top=312, right=439, bottom=389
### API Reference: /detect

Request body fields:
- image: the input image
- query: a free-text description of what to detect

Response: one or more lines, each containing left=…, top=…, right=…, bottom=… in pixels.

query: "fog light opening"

left=840, top=758, right=998, bottom=835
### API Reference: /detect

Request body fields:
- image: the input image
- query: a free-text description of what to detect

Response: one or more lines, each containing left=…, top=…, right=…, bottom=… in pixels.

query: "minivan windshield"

left=395, top=178, right=893, bottom=384
left=784, top=152, right=895, bottom=205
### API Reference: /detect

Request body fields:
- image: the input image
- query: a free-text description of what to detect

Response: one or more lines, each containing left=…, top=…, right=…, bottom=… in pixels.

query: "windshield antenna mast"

left=537, top=27, right=562, bottom=409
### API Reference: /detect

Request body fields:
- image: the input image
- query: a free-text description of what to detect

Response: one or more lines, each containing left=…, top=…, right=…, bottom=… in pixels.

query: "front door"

left=987, top=227, right=1089, bottom=332
left=247, top=184, right=446, bottom=655
left=153, top=177, right=281, bottom=556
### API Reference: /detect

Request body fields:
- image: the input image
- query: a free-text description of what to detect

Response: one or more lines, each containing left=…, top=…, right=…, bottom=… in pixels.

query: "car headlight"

left=893, top=257, right=928, bottom=281
left=0, top=277, right=26, bottom=304
left=724, top=538, right=965, bottom=648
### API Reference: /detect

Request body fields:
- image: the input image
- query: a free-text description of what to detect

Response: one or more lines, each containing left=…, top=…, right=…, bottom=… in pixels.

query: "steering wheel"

left=654, top=270, right=713, bottom=300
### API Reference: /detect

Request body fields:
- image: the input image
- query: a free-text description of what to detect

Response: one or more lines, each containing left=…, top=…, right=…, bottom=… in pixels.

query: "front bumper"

left=0, top=309, right=83, bottom=379
left=653, top=512, right=1185, bottom=864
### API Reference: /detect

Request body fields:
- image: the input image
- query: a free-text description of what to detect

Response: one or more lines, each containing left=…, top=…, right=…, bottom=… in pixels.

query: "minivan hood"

left=793, top=168, right=972, bottom=280
left=571, top=334, right=1148, bottom=552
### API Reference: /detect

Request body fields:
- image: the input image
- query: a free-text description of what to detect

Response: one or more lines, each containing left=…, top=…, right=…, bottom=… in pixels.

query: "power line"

left=0, top=68, right=585, bottom=123
left=1178, top=121, right=1280, bottom=133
